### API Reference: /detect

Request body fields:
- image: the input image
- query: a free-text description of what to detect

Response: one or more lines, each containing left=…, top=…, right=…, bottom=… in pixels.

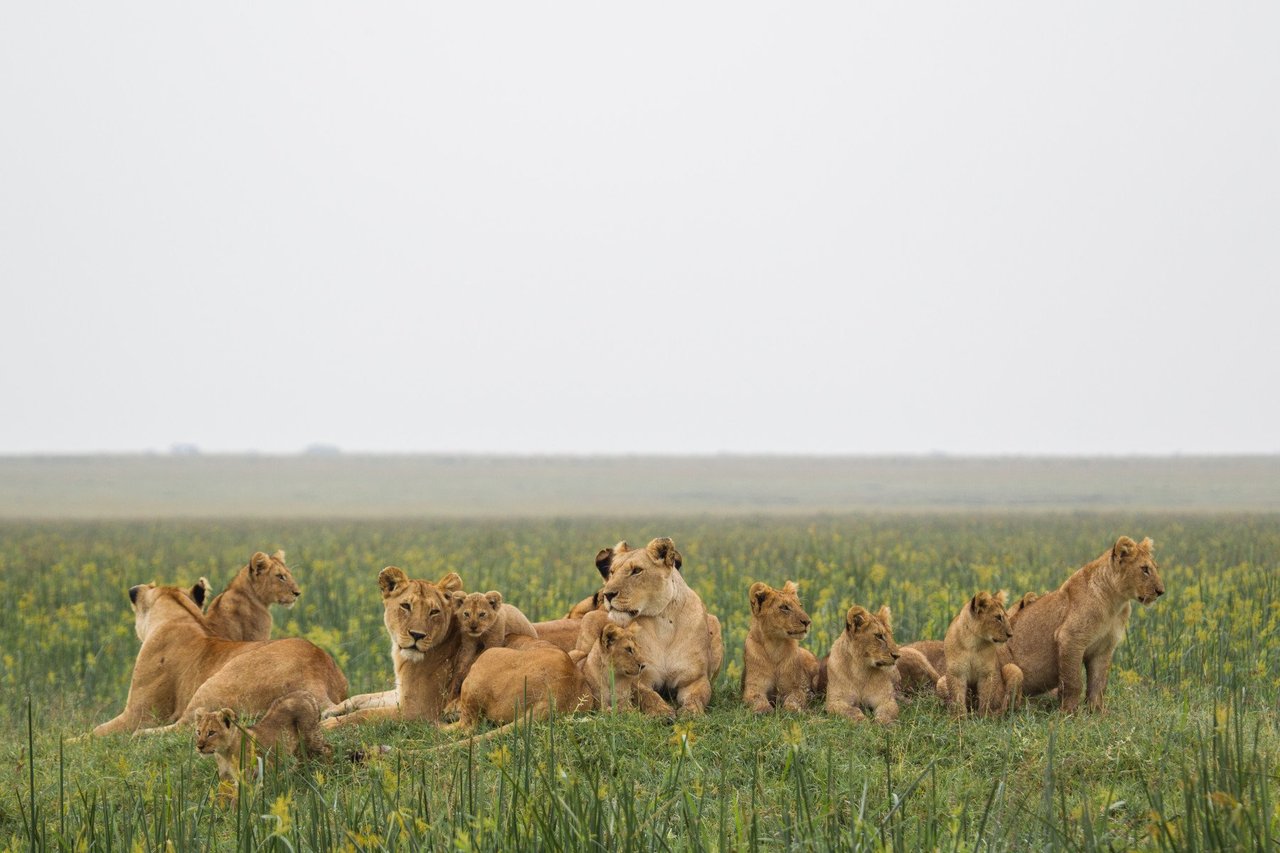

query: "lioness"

left=938, top=591, right=1023, bottom=717
left=322, top=568, right=464, bottom=727
left=824, top=605, right=918, bottom=724
left=575, top=538, right=723, bottom=715
left=446, top=590, right=538, bottom=702
left=92, top=583, right=348, bottom=736
left=194, top=690, right=330, bottom=801
left=1008, top=535, right=1165, bottom=713
left=742, top=581, right=818, bottom=713
left=204, top=550, right=301, bottom=642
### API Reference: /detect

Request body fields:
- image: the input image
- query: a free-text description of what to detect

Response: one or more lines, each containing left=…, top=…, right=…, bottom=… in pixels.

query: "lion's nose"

left=604, top=592, right=618, bottom=603
left=409, top=630, right=427, bottom=641
left=638, top=663, right=645, bottom=671
left=1156, top=586, right=1165, bottom=597
left=801, top=618, right=811, bottom=628
left=891, top=652, right=900, bottom=660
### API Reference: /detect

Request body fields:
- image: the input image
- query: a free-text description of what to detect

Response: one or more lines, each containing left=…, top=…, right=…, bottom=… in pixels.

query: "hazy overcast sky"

left=2, top=3, right=1276, bottom=455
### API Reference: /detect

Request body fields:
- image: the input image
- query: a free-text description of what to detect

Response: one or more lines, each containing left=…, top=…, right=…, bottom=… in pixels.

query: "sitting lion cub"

left=194, top=690, right=331, bottom=801
left=572, top=622, right=672, bottom=715
left=742, top=581, right=818, bottom=713
left=938, top=591, right=1023, bottom=717
left=824, top=605, right=908, bottom=724
left=447, top=590, right=539, bottom=702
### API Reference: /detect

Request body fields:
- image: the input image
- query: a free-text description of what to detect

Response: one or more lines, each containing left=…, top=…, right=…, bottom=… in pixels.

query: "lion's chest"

left=634, top=616, right=686, bottom=689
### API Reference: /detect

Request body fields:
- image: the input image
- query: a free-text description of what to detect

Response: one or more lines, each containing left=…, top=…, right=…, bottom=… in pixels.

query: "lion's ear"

left=485, top=591, right=503, bottom=609
left=877, top=605, right=892, bottom=631
left=1113, top=536, right=1137, bottom=563
left=220, top=709, right=237, bottom=726
left=846, top=606, right=865, bottom=631
left=378, top=566, right=409, bottom=597
left=449, top=590, right=466, bottom=607
left=272, top=549, right=286, bottom=562
left=969, top=594, right=980, bottom=614
left=995, top=590, right=1008, bottom=607
left=645, top=537, right=679, bottom=568
left=782, top=580, right=799, bottom=595
left=749, top=582, right=771, bottom=614
left=1140, top=537, right=1154, bottom=551
left=190, top=577, right=211, bottom=609
left=436, top=572, right=464, bottom=593
left=250, top=552, right=271, bottom=575
left=129, top=584, right=143, bottom=606
left=602, top=623, right=624, bottom=647
left=595, top=548, right=616, bottom=580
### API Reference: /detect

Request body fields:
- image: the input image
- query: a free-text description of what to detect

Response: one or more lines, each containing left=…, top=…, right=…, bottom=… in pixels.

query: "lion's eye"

left=277, top=573, right=285, bottom=580
left=400, top=602, right=411, bottom=612
left=876, top=633, right=885, bottom=641
left=779, top=605, right=790, bottom=613
left=430, top=608, right=441, bottom=616
left=1142, top=566, right=1150, bottom=575
left=631, top=567, right=643, bottom=575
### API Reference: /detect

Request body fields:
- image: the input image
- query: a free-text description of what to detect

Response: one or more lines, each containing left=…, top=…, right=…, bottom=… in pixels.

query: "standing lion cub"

left=938, top=590, right=1023, bottom=717
left=741, top=581, right=818, bottom=713
left=194, top=690, right=331, bottom=801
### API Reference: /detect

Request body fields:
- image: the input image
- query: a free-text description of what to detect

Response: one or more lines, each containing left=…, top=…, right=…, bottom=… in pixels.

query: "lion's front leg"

left=675, top=676, right=711, bottom=715
left=635, top=684, right=675, bottom=719
left=1001, top=664, right=1024, bottom=713
left=322, top=690, right=398, bottom=719
left=1084, top=649, right=1114, bottom=713
left=321, top=705, right=404, bottom=730
left=976, top=671, right=1005, bottom=717
left=826, top=694, right=867, bottom=722
left=871, top=697, right=899, bottom=725
left=1056, top=642, right=1086, bottom=713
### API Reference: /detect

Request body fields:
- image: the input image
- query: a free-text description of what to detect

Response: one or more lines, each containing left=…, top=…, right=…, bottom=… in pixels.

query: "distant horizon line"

left=3, top=450, right=1277, bottom=461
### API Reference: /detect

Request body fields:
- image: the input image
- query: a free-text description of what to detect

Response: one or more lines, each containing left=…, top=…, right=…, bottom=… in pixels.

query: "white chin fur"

left=399, top=648, right=425, bottom=663
left=608, top=610, right=635, bottom=627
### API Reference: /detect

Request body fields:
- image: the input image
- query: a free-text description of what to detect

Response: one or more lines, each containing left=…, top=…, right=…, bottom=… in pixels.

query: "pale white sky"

left=2, top=3, right=1277, bottom=455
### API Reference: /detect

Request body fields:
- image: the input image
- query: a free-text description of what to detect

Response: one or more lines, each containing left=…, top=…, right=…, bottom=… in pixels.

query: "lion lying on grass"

left=92, top=583, right=347, bottom=736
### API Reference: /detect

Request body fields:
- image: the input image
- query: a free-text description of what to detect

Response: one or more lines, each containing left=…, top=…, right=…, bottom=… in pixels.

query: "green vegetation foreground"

left=3, top=514, right=1279, bottom=850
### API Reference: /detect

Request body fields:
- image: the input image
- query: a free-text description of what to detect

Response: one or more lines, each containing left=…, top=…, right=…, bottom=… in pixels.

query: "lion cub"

left=194, top=690, right=331, bottom=801
left=204, top=550, right=301, bottom=642
left=939, top=591, right=1023, bottom=717
left=824, top=605, right=907, bottom=724
left=447, top=590, right=539, bottom=701
left=742, top=581, right=818, bottom=713
left=572, top=622, right=672, bottom=715
left=445, top=645, right=594, bottom=733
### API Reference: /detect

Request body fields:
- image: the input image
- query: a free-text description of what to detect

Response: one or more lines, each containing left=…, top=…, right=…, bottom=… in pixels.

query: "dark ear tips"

left=128, top=585, right=141, bottom=605
left=595, top=549, right=614, bottom=580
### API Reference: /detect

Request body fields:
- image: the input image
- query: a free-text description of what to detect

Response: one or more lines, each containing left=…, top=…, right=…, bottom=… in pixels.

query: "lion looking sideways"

left=194, top=690, right=330, bottom=800
left=741, top=581, right=818, bottom=713
left=204, top=550, right=301, bottom=641
left=91, top=583, right=347, bottom=736
left=574, top=538, right=723, bottom=715
left=1008, top=535, right=1165, bottom=713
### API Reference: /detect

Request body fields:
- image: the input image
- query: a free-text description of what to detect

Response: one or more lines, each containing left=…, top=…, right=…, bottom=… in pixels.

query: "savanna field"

left=3, top=509, right=1280, bottom=851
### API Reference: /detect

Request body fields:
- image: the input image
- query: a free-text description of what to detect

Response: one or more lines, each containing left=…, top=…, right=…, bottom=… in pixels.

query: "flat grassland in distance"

left=1, top=453, right=1279, bottom=517
left=2, top=457, right=1279, bottom=850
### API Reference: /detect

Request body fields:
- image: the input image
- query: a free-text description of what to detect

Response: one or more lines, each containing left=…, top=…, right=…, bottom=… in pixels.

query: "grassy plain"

left=2, top=458, right=1279, bottom=849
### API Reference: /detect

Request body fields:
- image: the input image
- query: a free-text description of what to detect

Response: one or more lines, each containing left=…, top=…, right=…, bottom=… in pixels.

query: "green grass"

left=3, top=513, right=1279, bottom=850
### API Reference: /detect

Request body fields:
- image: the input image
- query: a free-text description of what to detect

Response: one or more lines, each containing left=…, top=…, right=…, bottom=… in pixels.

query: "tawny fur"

left=443, top=645, right=594, bottom=733
left=92, top=584, right=347, bottom=736
left=194, top=691, right=330, bottom=800
left=1007, top=536, right=1165, bottom=712
left=322, top=569, right=465, bottom=727
left=447, top=590, right=538, bottom=702
left=572, top=538, right=724, bottom=715
left=572, top=622, right=672, bottom=715
left=204, top=550, right=301, bottom=642
left=741, top=581, right=818, bottom=713
left=824, top=605, right=905, bottom=724
left=938, top=591, right=1023, bottom=717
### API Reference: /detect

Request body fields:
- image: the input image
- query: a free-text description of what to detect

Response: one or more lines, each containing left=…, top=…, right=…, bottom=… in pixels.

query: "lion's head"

left=843, top=605, right=900, bottom=669
left=599, top=622, right=647, bottom=679
left=128, top=582, right=205, bottom=641
left=1006, top=590, right=1038, bottom=618
left=378, top=568, right=464, bottom=662
left=749, top=580, right=812, bottom=641
left=599, top=538, right=683, bottom=626
left=193, top=707, right=237, bottom=754
left=247, top=550, right=301, bottom=608
left=1110, top=536, right=1165, bottom=605
left=456, top=591, right=503, bottom=638
left=967, top=590, right=1014, bottom=643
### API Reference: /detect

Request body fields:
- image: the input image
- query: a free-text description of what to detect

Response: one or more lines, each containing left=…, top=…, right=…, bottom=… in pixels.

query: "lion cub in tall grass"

left=939, top=591, right=1023, bottom=717
left=447, top=590, right=538, bottom=702
left=824, top=605, right=906, bottom=724
left=194, top=690, right=331, bottom=801
left=742, top=581, right=818, bottom=713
